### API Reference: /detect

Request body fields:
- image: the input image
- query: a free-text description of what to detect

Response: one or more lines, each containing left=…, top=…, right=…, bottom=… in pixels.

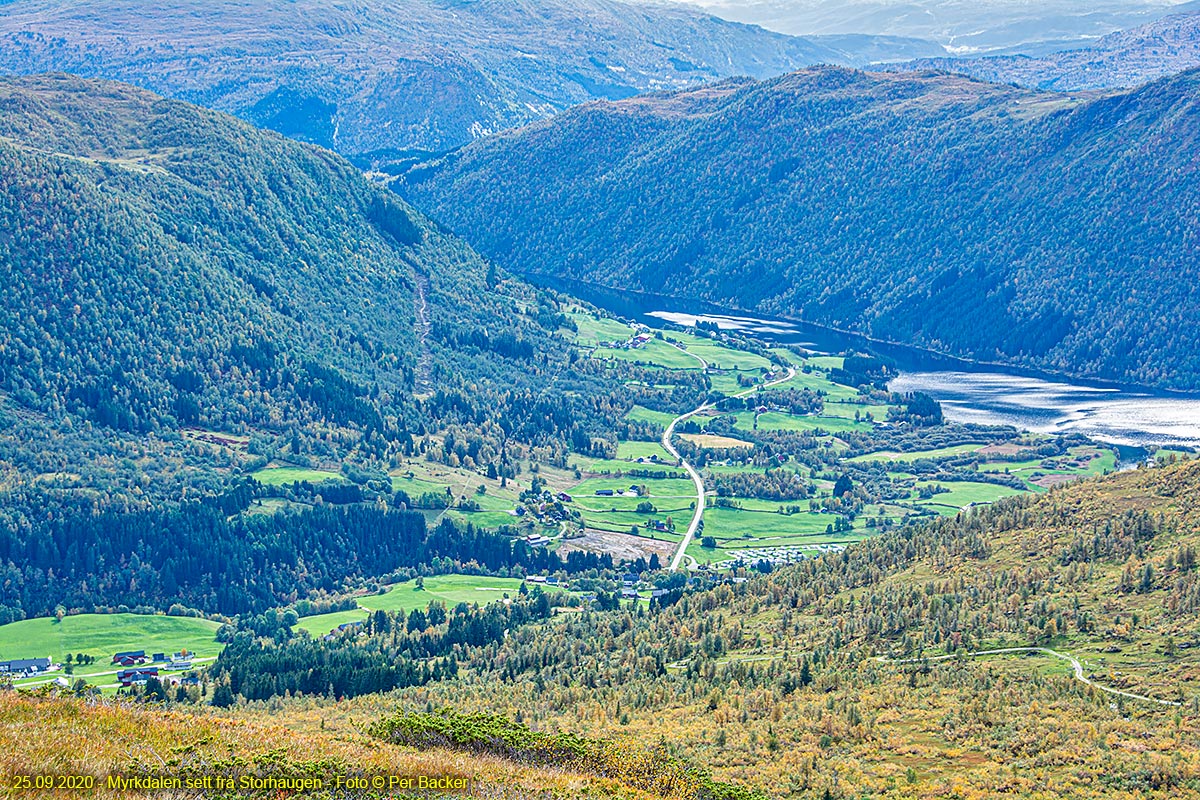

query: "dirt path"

left=875, top=647, right=1182, bottom=707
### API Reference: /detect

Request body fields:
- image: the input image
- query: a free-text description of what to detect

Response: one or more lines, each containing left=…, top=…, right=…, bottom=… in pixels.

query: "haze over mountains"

left=398, top=67, right=1200, bottom=392
left=0, top=0, right=895, bottom=156
left=887, top=10, right=1200, bottom=89
left=660, top=0, right=1200, bottom=54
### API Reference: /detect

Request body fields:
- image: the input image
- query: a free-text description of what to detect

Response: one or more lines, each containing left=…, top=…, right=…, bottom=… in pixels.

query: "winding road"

left=665, top=364, right=796, bottom=571
left=875, top=647, right=1182, bottom=707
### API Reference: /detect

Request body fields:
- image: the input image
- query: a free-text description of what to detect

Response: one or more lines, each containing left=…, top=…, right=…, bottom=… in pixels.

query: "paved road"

left=876, top=647, right=1182, bottom=707
left=666, top=365, right=796, bottom=571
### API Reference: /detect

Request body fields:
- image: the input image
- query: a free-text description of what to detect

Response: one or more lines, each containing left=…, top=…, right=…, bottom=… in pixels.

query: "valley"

left=1, top=3, right=1199, bottom=797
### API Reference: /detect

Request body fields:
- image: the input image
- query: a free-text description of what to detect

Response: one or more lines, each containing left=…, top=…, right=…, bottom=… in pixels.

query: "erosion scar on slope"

left=414, top=272, right=433, bottom=395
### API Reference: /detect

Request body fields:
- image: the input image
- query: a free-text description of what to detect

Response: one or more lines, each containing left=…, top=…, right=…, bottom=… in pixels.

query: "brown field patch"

left=679, top=433, right=753, bottom=449
left=559, top=529, right=677, bottom=562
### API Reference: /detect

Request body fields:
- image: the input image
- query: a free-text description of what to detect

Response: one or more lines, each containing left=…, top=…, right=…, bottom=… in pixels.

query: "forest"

left=399, top=66, right=1200, bottom=390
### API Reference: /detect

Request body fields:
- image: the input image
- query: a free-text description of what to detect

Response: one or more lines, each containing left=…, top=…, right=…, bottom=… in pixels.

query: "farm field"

left=615, top=440, right=673, bottom=461
left=571, top=476, right=696, bottom=497
left=565, top=311, right=635, bottom=346
left=251, top=466, right=346, bottom=485
left=911, top=480, right=1027, bottom=512
left=296, top=575, right=565, bottom=636
left=847, top=444, right=985, bottom=463
left=731, top=410, right=872, bottom=434
left=624, top=405, right=679, bottom=428
left=0, top=613, right=220, bottom=664
left=595, top=338, right=701, bottom=370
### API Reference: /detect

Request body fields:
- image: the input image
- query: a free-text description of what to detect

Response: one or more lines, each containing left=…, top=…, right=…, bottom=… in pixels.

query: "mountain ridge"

left=397, top=65, right=1200, bottom=391
left=886, top=11, right=1200, bottom=90
left=0, top=0, right=903, bottom=155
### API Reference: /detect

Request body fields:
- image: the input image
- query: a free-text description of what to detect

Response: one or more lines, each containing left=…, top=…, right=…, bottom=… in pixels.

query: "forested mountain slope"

left=344, top=457, right=1200, bottom=798
left=0, top=0, right=861, bottom=155
left=399, top=67, right=1200, bottom=390
left=889, top=11, right=1200, bottom=89
left=0, top=73, right=577, bottom=438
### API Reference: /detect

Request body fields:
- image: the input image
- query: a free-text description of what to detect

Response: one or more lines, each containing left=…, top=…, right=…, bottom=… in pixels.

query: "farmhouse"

left=117, top=667, right=158, bottom=686
left=595, top=489, right=614, bottom=496
left=112, top=650, right=146, bottom=665
left=0, top=657, right=51, bottom=675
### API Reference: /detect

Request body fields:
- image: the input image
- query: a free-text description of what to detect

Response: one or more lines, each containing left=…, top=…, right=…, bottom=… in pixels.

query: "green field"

left=700, top=506, right=862, bottom=541
left=567, top=311, right=636, bottom=346
left=913, top=481, right=1026, bottom=512
left=615, top=440, right=673, bottom=461
left=571, top=476, right=696, bottom=498
left=765, top=367, right=859, bottom=400
left=625, top=406, right=679, bottom=428
left=0, top=613, right=220, bottom=663
left=251, top=467, right=346, bottom=485
left=596, top=339, right=701, bottom=370
left=731, top=410, right=870, bottom=435
left=296, top=575, right=562, bottom=636
left=848, top=444, right=985, bottom=463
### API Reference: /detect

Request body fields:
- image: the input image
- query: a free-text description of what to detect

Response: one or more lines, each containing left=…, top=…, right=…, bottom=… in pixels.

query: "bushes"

left=369, top=710, right=766, bottom=800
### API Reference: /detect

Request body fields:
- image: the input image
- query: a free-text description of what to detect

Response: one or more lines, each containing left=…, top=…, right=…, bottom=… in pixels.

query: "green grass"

left=293, top=609, right=369, bottom=636
left=763, top=367, right=858, bottom=400
left=297, top=575, right=566, bottom=636
left=821, top=402, right=893, bottom=421
left=596, top=339, right=701, bottom=370
left=571, top=476, right=697, bottom=498
left=251, top=467, right=346, bottom=486
left=624, top=406, right=678, bottom=428
left=913, top=481, right=1026, bottom=511
left=847, top=444, right=986, bottom=463
left=701, top=506, right=859, bottom=540
left=674, top=339, right=772, bottom=371
left=445, top=510, right=523, bottom=529
left=390, top=475, right=455, bottom=496
left=615, top=441, right=673, bottom=461
left=0, top=613, right=220, bottom=663
left=731, top=410, right=870, bottom=434
left=566, top=312, right=636, bottom=346
left=574, top=457, right=683, bottom=476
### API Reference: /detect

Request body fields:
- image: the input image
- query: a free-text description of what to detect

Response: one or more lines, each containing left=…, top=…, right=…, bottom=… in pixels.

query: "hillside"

left=889, top=11, right=1200, bottom=89
left=0, top=73, right=570, bottom=439
left=398, top=66, right=1200, bottom=391
left=11, top=458, right=1200, bottom=799
left=0, top=0, right=869, bottom=156
left=319, top=458, right=1200, bottom=798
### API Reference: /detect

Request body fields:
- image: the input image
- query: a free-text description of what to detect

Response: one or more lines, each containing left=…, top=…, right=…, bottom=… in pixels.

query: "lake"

left=542, top=277, right=1200, bottom=448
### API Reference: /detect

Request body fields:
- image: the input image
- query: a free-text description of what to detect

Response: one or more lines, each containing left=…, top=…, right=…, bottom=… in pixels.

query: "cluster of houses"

left=595, top=485, right=641, bottom=498
left=599, top=328, right=654, bottom=351
left=512, top=489, right=574, bottom=526
left=722, top=543, right=846, bottom=566
left=525, top=574, right=565, bottom=587
left=112, top=650, right=194, bottom=686
left=0, top=657, right=52, bottom=677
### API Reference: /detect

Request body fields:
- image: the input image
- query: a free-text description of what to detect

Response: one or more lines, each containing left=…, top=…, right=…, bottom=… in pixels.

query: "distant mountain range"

left=0, top=0, right=916, bottom=156
left=887, top=11, right=1200, bottom=89
left=397, top=67, right=1200, bottom=391
left=660, top=0, right=1200, bottom=55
